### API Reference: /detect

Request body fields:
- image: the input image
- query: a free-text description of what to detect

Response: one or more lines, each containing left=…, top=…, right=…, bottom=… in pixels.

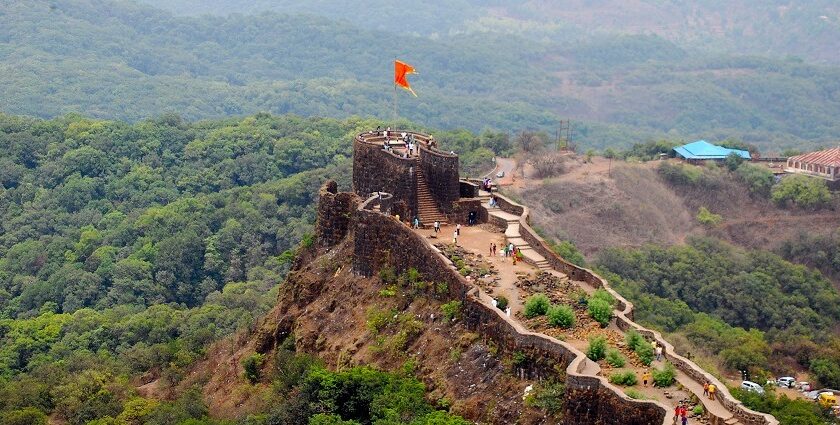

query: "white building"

left=785, top=148, right=840, bottom=182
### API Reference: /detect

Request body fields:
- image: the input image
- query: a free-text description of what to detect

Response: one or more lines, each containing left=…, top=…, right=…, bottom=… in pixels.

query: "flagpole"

left=393, top=57, right=398, bottom=126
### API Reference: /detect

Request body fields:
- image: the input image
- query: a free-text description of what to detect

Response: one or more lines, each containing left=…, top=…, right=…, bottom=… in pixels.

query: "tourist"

left=453, top=230, right=458, bottom=246
left=703, top=382, right=709, bottom=397
left=655, top=345, right=663, bottom=361
left=673, top=404, right=681, bottom=424
left=489, top=243, right=494, bottom=256
left=456, top=223, right=461, bottom=236
left=681, top=407, right=687, bottom=425
left=492, top=243, right=496, bottom=256
left=413, top=216, right=420, bottom=229
left=642, top=370, right=652, bottom=387
left=708, top=383, right=716, bottom=400
left=434, top=220, right=440, bottom=233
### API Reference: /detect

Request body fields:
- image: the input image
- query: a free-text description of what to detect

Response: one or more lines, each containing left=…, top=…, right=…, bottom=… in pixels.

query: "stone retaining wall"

left=490, top=193, right=779, bottom=425
left=344, top=191, right=668, bottom=425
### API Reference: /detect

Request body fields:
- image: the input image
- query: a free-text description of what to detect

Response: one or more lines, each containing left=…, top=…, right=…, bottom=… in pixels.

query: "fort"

left=315, top=130, right=779, bottom=425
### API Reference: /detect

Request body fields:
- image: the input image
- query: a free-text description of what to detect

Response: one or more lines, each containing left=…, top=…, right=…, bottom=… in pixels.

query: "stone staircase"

left=415, top=163, right=447, bottom=226
left=492, top=211, right=556, bottom=273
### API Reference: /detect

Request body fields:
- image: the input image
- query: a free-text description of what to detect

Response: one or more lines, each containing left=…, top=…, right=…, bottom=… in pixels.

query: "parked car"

left=819, top=392, right=837, bottom=408
left=496, top=171, right=505, bottom=178
left=741, top=381, right=765, bottom=395
left=805, top=389, right=840, bottom=400
left=798, top=382, right=812, bottom=392
left=776, top=377, right=796, bottom=388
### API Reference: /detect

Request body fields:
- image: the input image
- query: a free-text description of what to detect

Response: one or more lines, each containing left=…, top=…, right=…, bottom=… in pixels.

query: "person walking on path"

left=434, top=221, right=440, bottom=233
left=655, top=345, right=663, bottom=362
left=456, top=223, right=461, bottom=236
left=643, top=370, right=652, bottom=387
left=453, top=230, right=458, bottom=246
left=708, top=383, right=716, bottom=401
left=673, top=404, right=682, bottom=425
left=680, top=407, right=687, bottom=425
left=492, top=243, right=496, bottom=256
left=703, top=382, right=709, bottom=397
left=489, top=243, right=494, bottom=256
left=413, top=216, right=420, bottom=229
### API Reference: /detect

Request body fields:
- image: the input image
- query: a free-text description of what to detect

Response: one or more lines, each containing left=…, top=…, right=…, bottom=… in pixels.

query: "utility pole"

left=558, top=120, right=573, bottom=151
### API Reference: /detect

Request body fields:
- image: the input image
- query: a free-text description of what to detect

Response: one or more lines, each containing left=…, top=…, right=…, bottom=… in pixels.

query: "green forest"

left=597, top=237, right=840, bottom=391
left=3, top=0, right=840, bottom=152
left=0, top=112, right=503, bottom=423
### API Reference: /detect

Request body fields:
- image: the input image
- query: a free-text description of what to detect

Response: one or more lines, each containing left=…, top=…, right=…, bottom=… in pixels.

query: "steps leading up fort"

left=490, top=210, right=555, bottom=272
left=415, top=162, right=448, bottom=226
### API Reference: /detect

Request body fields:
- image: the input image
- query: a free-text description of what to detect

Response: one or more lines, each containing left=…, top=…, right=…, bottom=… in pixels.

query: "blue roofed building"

left=673, top=140, right=751, bottom=162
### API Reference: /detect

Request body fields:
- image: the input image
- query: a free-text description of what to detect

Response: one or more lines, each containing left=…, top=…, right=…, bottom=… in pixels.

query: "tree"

left=724, top=152, right=745, bottom=171
left=771, top=175, right=831, bottom=209
left=736, top=163, right=775, bottom=197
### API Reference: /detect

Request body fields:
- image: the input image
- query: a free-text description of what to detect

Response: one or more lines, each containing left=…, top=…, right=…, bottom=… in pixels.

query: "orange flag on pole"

left=394, top=60, right=418, bottom=97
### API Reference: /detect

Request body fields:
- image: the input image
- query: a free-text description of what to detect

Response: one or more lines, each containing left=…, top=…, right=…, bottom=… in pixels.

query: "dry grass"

left=520, top=164, right=694, bottom=256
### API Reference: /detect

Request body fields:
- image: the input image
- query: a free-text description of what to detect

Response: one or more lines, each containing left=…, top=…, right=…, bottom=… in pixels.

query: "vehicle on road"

left=776, top=377, right=796, bottom=388
left=496, top=171, right=505, bottom=178
left=798, top=382, right=812, bottom=392
left=819, top=392, right=837, bottom=408
left=741, top=381, right=765, bottom=395
left=805, top=389, right=840, bottom=400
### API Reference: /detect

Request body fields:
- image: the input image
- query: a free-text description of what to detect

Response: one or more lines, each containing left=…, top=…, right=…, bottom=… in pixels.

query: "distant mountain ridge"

left=2, top=0, right=840, bottom=151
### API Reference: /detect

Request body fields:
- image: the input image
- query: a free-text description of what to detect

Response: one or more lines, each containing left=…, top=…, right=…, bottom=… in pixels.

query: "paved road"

left=484, top=157, right=516, bottom=186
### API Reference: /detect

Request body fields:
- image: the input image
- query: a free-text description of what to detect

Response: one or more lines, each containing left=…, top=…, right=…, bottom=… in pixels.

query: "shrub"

left=378, top=266, right=397, bottom=284
left=635, top=341, right=655, bottom=366
left=524, top=381, right=565, bottom=417
left=242, top=352, right=265, bottom=384
left=495, top=296, right=509, bottom=311
left=524, top=293, right=551, bottom=318
left=771, top=175, right=831, bottom=209
left=736, top=163, right=775, bottom=197
left=586, top=336, right=607, bottom=361
left=625, top=330, right=644, bottom=351
left=551, top=240, right=586, bottom=267
left=588, top=298, right=612, bottom=327
left=546, top=304, right=575, bottom=328
left=606, top=348, right=626, bottom=367
left=441, top=301, right=461, bottom=321
left=692, top=405, right=704, bottom=415
left=696, top=207, right=722, bottom=227
left=590, top=289, right=614, bottom=306
left=652, top=362, right=676, bottom=387
left=608, top=370, right=638, bottom=386
left=625, top=389, right=647, bottom=400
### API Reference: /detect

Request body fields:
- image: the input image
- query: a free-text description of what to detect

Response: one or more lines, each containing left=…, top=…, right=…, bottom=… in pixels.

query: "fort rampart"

left=319, top=182, right=670, bottom=425
left=318, top=130, right=777, bottom=425
left=491, top=193, right=778, bottom=425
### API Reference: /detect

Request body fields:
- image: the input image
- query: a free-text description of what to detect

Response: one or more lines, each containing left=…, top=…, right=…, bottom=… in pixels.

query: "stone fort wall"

left=352, top=136, right=417, bottom=219
left=317, top=181, right=670, bottom=425
left=418, top=143, right=460, bottom=214
left=491, top=194, right=778, bottom=425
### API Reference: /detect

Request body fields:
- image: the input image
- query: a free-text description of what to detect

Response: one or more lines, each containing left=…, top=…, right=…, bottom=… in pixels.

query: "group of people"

left=702, top=381, right=717, bottom=400
left=673, top=403, right=689, bottom=425
left=481, top=177, right=493, bottom=193
left=487, top=242, right=522, bottom=264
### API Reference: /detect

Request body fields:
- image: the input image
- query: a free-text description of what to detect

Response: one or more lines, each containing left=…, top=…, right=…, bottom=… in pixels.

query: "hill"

left=3, top=0, right=840, bottom=151
left=141, top=0, right=840, bottom=65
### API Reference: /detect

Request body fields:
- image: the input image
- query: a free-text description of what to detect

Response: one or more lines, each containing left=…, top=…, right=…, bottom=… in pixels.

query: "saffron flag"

left=394, top=60, right=417, bottom=97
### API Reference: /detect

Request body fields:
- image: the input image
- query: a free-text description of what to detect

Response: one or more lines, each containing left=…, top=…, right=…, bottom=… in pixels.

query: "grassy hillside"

left=3, top=0, right=840, bottom=151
